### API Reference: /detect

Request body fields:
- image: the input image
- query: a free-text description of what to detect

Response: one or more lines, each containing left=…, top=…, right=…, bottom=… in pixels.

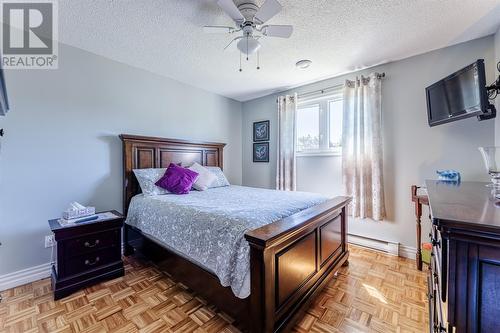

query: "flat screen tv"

left=426, top=59, right=490, bottom=127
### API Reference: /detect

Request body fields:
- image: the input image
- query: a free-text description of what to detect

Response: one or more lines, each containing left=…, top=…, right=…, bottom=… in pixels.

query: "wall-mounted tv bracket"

left=479, top=61, right=500, bottom=121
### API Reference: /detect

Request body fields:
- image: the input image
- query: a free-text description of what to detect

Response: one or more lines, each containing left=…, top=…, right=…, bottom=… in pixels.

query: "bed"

left=120, top=134, right=351, bottom=333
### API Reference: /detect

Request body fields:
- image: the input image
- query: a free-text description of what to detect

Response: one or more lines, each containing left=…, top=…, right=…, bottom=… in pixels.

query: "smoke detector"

left=296, top=60, right=312, bottom=69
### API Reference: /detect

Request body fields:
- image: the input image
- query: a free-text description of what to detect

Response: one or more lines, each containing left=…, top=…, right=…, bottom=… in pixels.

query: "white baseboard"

left=399, top=244, right=417, bottom=260
left=348, top=233, right=416, bottom=259
left=0, top=262, right=52, bottom=292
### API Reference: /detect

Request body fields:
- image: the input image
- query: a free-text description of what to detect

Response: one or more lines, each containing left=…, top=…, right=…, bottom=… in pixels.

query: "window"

left=296, top=93, right=343, bottom=155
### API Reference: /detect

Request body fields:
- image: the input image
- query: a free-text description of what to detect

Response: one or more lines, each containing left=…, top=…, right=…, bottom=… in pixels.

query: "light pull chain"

left=257, top=51, right=260, bottom=70
left=239, top=51, right=242, bottom=72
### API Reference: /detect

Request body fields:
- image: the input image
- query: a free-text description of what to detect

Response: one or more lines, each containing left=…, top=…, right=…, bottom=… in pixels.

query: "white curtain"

left=342, top=73, right=385, bottom=220
left=276, top=93, right=297, bottom=191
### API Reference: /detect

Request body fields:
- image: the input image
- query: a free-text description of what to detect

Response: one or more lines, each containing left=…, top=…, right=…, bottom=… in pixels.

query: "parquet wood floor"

left=0, top=245, right=428, bottom=333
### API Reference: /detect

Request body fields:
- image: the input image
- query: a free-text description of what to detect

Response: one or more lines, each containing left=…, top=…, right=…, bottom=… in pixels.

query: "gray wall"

left=0, top=43, right=242, bottom=275
left=242, top=36, right=496, bottom=249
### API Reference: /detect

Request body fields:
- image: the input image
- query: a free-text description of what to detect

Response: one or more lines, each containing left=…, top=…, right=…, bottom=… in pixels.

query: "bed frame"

left=120, top=134, right=351, bottom=333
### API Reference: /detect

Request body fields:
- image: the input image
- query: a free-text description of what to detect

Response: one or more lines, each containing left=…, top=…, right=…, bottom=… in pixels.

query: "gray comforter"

left=126, top=185, right=327, bottom=298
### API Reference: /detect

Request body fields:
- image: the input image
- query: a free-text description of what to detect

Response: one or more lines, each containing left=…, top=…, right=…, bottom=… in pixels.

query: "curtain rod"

left=276, top=72, right=386, bottom=102
left=297, top=83, right=343, bottom=100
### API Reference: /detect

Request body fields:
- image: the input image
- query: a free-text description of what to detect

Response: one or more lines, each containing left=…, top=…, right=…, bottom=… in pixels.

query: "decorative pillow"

left=206, top=166, right=230, bottom=188
left=155, top=163, right=199, bottom=195
left=188, top=162, right=217, bottom=191
left=133, top=168, right=169, bottom=196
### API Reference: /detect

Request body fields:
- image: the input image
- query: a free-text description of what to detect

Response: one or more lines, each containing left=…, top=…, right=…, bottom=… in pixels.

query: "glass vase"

left=479, top=147, right=500, bottom=187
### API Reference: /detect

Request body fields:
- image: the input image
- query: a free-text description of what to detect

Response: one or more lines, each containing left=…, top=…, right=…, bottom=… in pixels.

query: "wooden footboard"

left=245, top=196, right=351, bottom=333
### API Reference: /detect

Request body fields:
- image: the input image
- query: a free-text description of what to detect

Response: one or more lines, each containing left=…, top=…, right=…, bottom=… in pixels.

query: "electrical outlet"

left=45, top=235, right=55, bottom=248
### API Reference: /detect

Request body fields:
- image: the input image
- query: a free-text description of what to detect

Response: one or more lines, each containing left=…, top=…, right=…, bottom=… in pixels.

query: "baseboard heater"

left=348, top=233, right=415, bottom=259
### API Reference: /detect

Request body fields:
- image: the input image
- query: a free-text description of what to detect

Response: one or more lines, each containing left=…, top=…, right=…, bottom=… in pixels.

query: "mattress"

left=125, top=185, right=327, bottom=298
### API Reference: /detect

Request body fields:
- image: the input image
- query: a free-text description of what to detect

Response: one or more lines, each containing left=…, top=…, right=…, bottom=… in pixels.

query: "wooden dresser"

left=426, top=180, right=500, bottom=333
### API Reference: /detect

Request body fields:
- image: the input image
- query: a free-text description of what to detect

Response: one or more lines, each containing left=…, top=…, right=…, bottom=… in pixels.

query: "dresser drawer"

left=431, top=240, right=442, bottom=291
left=428, top=273, right=435, bottom=333
left=65, top=229, right=120, bottom=257
left=434, top=278, right=447, bottom=332
left=432, top=225, right=448, bottom=302
left=64, top=247, right=121, bottom=277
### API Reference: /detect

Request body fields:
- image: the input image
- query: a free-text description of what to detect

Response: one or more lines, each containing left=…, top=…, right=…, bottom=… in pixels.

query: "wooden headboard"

left=120, top=134, right=226, bottom=214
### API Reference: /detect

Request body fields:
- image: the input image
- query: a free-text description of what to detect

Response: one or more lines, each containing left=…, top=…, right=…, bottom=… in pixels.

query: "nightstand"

left=48, top=210, right=125, bottom=300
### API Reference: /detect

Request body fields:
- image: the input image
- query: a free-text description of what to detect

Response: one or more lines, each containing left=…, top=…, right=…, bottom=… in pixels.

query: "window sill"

left=296, top=151, right=342, bottom=157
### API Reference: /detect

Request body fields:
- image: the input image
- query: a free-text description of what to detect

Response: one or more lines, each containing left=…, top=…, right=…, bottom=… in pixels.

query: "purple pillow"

left=155, top=163, right=199, bottom=194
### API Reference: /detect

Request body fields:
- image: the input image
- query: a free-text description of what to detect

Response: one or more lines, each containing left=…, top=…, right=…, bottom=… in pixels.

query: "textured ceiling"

left=58, top=0, right=500, bottom=101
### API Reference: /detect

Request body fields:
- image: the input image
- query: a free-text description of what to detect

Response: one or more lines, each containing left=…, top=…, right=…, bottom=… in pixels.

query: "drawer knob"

left=84, top=257, right=100, bottom=266
left=84, top=239, right=100, bottom=248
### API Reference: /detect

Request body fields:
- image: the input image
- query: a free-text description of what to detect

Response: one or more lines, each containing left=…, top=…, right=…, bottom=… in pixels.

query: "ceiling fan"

left=204, top=0, right=293, bottom=71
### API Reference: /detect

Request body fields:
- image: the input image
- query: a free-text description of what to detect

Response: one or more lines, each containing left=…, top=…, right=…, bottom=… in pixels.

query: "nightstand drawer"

left=65, top=229, right=120, bottom=257
left=65, top=247, right=121, bottom=277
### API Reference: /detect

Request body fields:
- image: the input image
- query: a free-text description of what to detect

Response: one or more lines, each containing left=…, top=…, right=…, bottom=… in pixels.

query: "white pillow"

left=206, top=166, right=230, bottom=188
left=188, top=163, right=217, bottom=191
left=133, top=168, right=169, bottom=196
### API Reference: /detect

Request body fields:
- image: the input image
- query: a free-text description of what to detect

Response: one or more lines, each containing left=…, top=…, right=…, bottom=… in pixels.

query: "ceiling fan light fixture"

left=296, top=59, right=312, bottom=69
left=237, top=37, right=261, bottom=55
left=208, top=0, right=292, bottom=71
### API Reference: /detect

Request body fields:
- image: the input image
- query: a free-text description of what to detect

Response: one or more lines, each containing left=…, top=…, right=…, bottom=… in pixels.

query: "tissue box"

left=62, top=206, right=95, bottom=220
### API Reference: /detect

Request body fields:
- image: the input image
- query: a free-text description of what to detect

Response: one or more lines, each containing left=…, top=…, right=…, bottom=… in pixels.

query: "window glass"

left=296, top=104, right=320, bottom=152
left=296, top=93, right=343, bottom=154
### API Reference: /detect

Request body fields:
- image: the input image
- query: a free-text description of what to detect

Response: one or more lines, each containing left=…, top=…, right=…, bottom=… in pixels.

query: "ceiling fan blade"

left=203, top=26, right=234, bottom=34
left=263, top=25, right=293, bottom=38
left=254, top=0, right=282, bottom=24
left=217, top=0, right=244, bottom=23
